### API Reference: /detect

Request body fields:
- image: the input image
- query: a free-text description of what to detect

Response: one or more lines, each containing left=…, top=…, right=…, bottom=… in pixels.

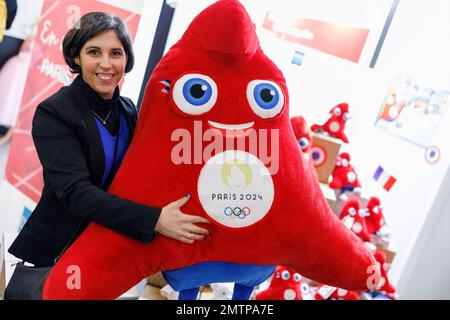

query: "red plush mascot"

left=43, top=0, right=379, bottom=299
left=255, top=266, right=309, bottom=300
left=329, top=152, right=361, bottom=192
left=291, top=115, right=312, bottom=155
left=373, top=250, right=397, bottom=299
left=311, top=103, right=350, bottom=143
left=365, top=197, right=386, bottom=235
left=290, top=115, right=318, bottom=181
left=340, top=199, right=371, bottom=243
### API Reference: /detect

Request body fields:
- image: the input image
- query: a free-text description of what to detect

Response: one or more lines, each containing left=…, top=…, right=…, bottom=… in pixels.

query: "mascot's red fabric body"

left=43, top=0, right=378, bottom=299
left=311, top=103, right=350, bottom=143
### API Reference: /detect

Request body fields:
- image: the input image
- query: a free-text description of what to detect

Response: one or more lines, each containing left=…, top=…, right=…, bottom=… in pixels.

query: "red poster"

left=5, top=0, right=141, bottom=203
left=262, top=11, right=369, bottom=63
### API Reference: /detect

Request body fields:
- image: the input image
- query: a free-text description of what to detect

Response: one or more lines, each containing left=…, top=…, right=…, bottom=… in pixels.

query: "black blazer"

left=8, top=76, right=161, bottom=267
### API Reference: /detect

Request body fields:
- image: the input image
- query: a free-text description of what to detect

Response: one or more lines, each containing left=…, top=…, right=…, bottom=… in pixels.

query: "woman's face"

left=76, top=30, right=127, bottom=99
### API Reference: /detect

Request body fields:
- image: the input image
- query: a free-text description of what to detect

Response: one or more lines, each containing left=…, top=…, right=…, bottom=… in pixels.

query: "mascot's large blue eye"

left=173, top=74, right=217, bottom=115
left=247, top=80, right=284, bottom=119
left=253, top=83, right=279, bottom=109
left=183, top=78, right=212, bottom=106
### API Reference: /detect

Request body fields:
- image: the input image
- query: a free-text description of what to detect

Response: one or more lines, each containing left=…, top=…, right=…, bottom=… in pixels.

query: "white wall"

left=397, top=164, right=450, bottom=299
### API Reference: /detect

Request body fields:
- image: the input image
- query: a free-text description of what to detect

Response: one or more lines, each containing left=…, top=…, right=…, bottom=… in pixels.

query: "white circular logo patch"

left=347, top=172, right=356, bottom=183
left=352, top=222, right=363, bottom=233
left=329, top=121, right=340, bottom=133
left=198, top=150, right=274, bottom=228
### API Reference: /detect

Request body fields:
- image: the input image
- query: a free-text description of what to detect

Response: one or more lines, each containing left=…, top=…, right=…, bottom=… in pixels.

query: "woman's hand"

left=155, top=193, right=211, bottom=244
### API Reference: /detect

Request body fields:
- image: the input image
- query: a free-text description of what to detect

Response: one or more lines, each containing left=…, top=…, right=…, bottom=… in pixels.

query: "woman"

left=8, top=12, right=210, bottom=269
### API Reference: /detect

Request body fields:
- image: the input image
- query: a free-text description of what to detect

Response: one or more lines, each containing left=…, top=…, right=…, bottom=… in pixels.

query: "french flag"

left=159, top=80, right=172, bottom=94
left=373, top=166, right=397, bottom=191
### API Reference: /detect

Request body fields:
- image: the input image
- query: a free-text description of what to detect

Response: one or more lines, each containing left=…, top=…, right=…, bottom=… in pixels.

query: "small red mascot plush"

left=290, top=115, right=318, bottom=181
left=256, top=266, right=311, bottom=300
left=365, top=197, right=386, bottom=235
left=311, top=103, right=350, bottom=143
left=373, top=250, right=397, bottom=299
left=329, top=152, right=361, bottom=192
left=340, top=199, right=371, bottom=243
left=291, top=115, right=312, bottom=155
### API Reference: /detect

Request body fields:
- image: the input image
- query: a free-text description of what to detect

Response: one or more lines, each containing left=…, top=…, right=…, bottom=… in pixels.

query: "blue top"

left=94, top=110, right=131, bottom=189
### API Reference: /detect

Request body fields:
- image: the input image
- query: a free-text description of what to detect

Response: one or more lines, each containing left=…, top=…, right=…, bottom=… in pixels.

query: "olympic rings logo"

left=224, top=207, right=251, bottom=219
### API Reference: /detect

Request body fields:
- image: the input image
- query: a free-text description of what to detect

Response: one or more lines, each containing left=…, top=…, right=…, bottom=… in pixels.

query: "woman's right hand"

left=155, top=193, right=211, bottom=244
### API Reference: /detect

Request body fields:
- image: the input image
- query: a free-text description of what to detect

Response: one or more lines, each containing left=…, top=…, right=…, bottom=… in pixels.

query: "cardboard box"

left=311, top=133, right=342, bottom=184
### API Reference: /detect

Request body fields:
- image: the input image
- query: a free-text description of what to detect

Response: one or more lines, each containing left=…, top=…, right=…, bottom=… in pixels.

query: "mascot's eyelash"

left=159, top=80, right=172, bottom=94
